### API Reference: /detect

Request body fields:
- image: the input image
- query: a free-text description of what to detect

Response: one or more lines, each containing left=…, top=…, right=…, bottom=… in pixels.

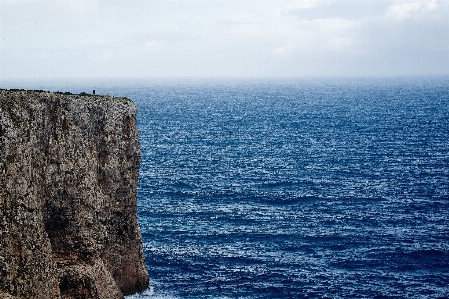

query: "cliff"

left=0, top=90, right=149, bottom=299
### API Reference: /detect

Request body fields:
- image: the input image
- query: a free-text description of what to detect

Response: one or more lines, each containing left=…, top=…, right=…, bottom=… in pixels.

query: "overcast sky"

left=1, top=0, right=448, bottom=80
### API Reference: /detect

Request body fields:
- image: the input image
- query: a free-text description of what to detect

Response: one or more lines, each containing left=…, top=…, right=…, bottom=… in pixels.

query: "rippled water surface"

left=119, top=78, right=449, bottom=298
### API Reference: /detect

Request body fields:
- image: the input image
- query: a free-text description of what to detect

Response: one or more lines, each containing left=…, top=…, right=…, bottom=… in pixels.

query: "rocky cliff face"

left=0, top=90, right=149, bottom=299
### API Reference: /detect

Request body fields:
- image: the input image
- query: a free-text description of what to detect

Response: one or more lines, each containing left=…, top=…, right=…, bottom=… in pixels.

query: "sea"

left=5, top=77, right=449, bottom=298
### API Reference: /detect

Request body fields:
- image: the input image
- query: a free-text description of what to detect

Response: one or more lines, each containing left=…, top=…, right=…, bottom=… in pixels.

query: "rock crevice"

left=0, top=90, right=149, bottom=299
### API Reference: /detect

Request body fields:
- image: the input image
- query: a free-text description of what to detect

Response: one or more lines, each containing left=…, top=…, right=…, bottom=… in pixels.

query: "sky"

left=0, top=0, right=448, bottom=80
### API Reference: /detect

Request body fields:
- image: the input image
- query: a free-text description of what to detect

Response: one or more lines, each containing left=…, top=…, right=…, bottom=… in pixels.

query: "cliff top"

left=0, top=89, right=133, bottom=106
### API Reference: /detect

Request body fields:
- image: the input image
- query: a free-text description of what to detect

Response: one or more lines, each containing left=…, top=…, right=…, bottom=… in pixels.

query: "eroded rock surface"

left=0, top=90, right=149, bottom=299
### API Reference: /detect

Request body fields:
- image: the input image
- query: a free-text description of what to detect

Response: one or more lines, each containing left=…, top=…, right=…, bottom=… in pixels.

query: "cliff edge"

left=0, top=90, right=149, bottom=299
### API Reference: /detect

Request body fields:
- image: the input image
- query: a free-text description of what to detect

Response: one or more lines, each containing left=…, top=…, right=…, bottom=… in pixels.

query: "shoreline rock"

left=0, top=90, right=149, bottom=299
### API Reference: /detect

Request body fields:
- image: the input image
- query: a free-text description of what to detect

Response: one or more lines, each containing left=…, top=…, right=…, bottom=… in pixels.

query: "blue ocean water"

left=125, top=78, right=449, bottom=299
left=5, top=78, right=448, bottom=298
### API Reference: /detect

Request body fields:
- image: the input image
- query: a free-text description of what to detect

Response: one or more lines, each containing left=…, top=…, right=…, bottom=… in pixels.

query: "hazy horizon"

left=1, top=0, right=448, bottom=81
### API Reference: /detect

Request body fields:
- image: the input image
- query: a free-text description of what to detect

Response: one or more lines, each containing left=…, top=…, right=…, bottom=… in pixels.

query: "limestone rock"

left=0, top=90, right=149, bottom=299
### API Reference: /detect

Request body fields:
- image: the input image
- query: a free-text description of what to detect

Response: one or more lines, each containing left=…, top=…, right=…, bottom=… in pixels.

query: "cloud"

left=385, top=0, right=439, bottom=20
left=274, top=43, right=295, bottom=55
left=53, top=0, right=99, bottom=17
left=272, top=16, right=359, bottom=57
left=35, top=52, right=48, bottom=59
left=284, top=0, right=388, bottom=20
left=83, top=38, right=108, bottom=45
left=144, top=40, right=165, bottom=50
left=284, top=0, right=320, bottom=12
left=0, top=0, right=26, bottom=4
left=1, top=0, right=448, bottom=80
left=99, top=51, right=113, bottom=61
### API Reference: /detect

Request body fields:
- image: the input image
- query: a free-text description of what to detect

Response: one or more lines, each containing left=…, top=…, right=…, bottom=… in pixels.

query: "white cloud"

left=272, top=17, right=359, bottom=56
left=274, top=43, right=295, bottom=55
left=285, top=0, right=322, bottom=12
left=1, top=0, right=25, bottom=4
left=53, top=0, right=99, bottom=17
left=35, top=52, right=48, bottom=59
left=311, top=17, right=359, bottom=32
left=83, top=38, right=108, bottom=45
left=328, top=36, right=353, bottom=50
left=1, top=0, right=448, bottom=80
left=385, top=0, right=439, bottom=20
left=99, top=51, right=113, bottom=61
left=144, top=40, right=165, bottom=50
